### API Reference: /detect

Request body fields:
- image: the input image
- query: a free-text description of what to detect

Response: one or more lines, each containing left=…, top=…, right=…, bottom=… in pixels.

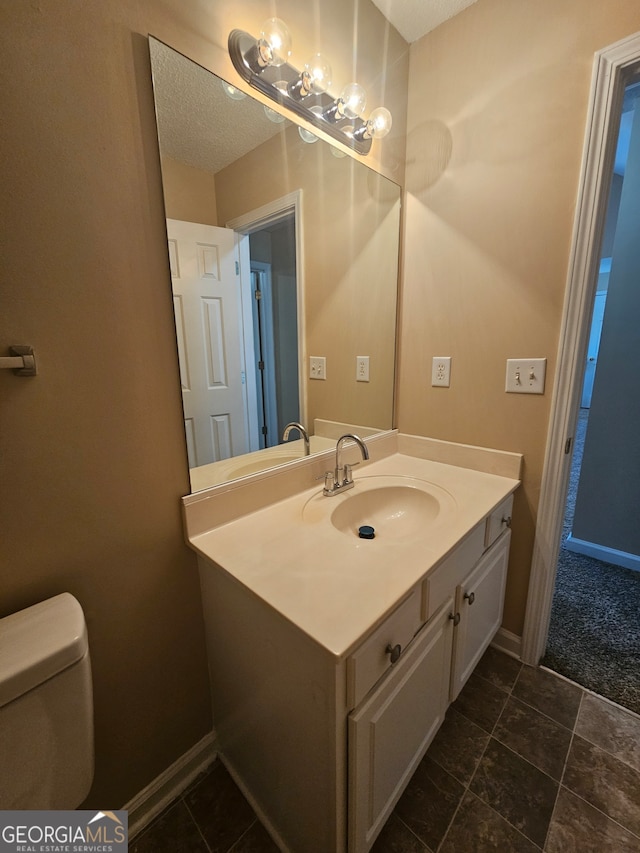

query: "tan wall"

left=215, top=125, right=400, bottom=430
left=161, top=155, right=218, bottom=225
left=0, top=0, right=407, bottom=808
left=398, top=0, right=640, bottom=635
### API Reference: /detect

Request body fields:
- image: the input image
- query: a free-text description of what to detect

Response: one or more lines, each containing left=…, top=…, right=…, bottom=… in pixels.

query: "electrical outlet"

left=356, top=356, right=370, bottom=382
left=431, top=356, right=451, bottom=387
left=309, top=356, right=326, bottom=380
left=505, top=358, right=546, bottom=393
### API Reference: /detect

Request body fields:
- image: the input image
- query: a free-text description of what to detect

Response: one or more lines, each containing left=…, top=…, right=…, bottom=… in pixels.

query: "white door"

left=167, top=219, right=249, bottom=468
left=580, top=289, right=607, bottom=408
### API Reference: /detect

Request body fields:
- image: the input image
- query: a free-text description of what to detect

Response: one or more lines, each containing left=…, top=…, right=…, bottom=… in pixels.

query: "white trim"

left=566, top=535, right=640, bottom=572
left=226, top=190, right=307, bottom=429
left=125, top=732, right=217, bottom=839
left=521, top=31, right=640, bottom=666
left=491, top=628, right=522, bottom=661
left=236, top=235, right=261, bottom=452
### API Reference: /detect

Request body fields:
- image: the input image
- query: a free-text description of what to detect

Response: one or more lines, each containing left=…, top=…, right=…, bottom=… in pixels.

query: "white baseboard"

left=219, top=754, right=290, bottom=853
left=125, top=731, right=217, bottom=839
left=491, top=627, right=522, bottom=660
left=565, top=535, right=640, bottom=572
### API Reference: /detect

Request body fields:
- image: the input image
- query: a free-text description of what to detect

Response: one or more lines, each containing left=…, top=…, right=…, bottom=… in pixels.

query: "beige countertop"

left=187, top=444, right=520, bottom=658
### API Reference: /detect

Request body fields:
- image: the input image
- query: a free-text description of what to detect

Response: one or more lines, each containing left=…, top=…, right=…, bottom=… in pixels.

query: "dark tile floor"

left=130, top=648, right=640, bottom=852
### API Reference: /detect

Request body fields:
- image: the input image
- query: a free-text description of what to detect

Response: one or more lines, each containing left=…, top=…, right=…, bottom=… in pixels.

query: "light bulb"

left=256, top=18, right=292, bottom=68
left=298, top=105, right=323, bottom=143
left=264, top=105, right=286, bottom=124
left=221, top=81, right=247, bottom=101
left=298, top=126, right=319, bottom=144
left=338, top=84, right=367, bottom=119
left=362, top=106, right=392, bottom=140
left=290, top=53, right=332, bottom=100
left=304, top=54, right=332, bottom=94
left=323, top=82, right=366, bottom=123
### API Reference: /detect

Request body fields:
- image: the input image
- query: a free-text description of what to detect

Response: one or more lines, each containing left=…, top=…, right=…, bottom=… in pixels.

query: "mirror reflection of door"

left=167, top=216, right=300, bottom=466
left=167, top=219, right=249, bottom=467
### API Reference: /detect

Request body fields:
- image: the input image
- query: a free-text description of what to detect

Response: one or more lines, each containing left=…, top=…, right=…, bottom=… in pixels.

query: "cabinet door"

left=450, top=530, right=511, bottom=701
left=348, top=599, right=454, bottom=853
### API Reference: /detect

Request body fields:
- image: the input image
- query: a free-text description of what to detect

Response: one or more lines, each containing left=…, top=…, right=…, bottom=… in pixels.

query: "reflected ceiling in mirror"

left=149, top=38, right=401, bottom=492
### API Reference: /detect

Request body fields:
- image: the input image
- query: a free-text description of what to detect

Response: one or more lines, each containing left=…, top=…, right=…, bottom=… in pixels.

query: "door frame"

left=226, top=190, right=307, bottom=433
left=250, top=261, right=279, bottom=448
left=521, top=31, right=640, bottom=665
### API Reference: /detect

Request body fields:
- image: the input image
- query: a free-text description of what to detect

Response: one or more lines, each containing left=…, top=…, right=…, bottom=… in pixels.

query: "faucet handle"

left=325, top=471, right=335, bottom=487
left=343, top=463, right=357, bottom=484
left=322, top=471, right=336, bottom=495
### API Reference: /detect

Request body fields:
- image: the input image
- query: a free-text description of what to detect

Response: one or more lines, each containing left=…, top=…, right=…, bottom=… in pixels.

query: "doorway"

left=228, top=191, right=306, bottom=454
left=522, top=33, right=640, bottom=691
left=541, top=84, right=640, bottom=712
left=247, top=219, right=300, bottom=450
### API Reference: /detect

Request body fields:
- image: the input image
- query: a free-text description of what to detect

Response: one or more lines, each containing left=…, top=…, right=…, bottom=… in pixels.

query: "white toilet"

left=0, top=592, right=94, bottom=809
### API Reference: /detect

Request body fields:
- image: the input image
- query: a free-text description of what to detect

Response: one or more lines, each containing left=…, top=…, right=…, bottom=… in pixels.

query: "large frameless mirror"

left=149, top=37, right=401, bottom=492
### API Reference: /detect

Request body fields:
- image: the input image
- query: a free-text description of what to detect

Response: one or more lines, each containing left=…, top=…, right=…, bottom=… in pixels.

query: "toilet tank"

left=0, top=593, right=94, bottom=809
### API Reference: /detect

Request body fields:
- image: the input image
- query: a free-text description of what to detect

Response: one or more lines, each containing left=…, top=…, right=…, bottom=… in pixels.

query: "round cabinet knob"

left=502, top=515, right=512, bottom=528
left=464, top=591, right=475, bottom=605
left=449, top=612, right=460, bottom=626
left=386, top=643, right=402, bottom=664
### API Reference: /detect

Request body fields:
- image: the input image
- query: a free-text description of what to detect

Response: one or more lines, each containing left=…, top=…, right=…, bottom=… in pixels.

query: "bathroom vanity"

left=183, top=432, right=521, bottom=853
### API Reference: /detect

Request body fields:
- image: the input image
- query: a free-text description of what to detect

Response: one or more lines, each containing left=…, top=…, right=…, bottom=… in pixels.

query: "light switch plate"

left=309, top=356, right=326, bottom=380
left=505, top=358, right=546, bottom=393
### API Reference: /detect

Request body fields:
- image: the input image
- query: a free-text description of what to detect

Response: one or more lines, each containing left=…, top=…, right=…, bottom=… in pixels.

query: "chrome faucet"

left=282, top=421, right=310, bottom=456
left=323, top=434, right=370, bottom=496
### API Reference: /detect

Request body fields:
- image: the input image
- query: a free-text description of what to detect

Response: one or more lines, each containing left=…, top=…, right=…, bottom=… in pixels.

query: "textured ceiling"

left=150, top=39, right=285, bottom=176
left=370, top=0, right=479, bottom=42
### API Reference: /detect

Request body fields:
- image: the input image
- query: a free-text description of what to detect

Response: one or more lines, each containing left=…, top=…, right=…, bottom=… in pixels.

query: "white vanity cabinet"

left=347, top=496, right=513, bottom=853
left=195, top=487, right=516, bottom=853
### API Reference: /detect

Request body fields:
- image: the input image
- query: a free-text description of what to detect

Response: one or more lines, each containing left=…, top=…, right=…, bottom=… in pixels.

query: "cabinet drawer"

left=485, top=495, right=514, bottom=549
left=347, top=588, right=422, bottom=709
left=422, top=523, right=485, bottom=621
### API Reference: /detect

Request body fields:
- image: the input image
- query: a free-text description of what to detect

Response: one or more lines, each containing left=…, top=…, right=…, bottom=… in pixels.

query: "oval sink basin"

left=302, top=475, right=456, bottom=541
left=331, top=485, right=441, bottom=539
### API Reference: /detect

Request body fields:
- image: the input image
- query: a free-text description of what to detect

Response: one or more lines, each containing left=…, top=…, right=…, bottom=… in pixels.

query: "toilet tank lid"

left=0, top=593, right=88, bottom=708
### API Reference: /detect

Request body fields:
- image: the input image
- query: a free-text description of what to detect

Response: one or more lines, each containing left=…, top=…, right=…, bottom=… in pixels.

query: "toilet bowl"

left=0, top=592, right=94, bottom=809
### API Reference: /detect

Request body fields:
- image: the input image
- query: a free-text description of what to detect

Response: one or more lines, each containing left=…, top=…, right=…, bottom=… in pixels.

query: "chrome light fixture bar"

left=228, top=24, right=391, bottom=156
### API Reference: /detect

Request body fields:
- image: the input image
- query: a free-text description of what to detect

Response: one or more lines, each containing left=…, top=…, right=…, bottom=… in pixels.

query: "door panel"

left=167, top=219, right=249, bottom=467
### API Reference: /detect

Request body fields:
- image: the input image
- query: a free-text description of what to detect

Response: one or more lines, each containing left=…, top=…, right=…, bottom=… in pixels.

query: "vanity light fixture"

left=228, top=20, right=392, bottom=155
